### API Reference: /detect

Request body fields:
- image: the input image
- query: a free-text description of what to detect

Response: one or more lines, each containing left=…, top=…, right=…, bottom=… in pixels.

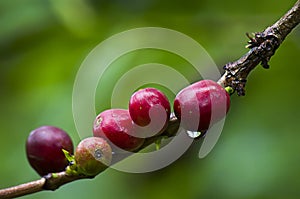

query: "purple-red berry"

left=93, top=109, right=145, bottom=151
left=174, top=80, right=230, bottom=132
left=26, top=126, right=74, bottom=176
left=75, top=137, right=112, bottom=176
left=129, top=88, right=171, bottom=137
left=129, top=88, right=171, bottom=127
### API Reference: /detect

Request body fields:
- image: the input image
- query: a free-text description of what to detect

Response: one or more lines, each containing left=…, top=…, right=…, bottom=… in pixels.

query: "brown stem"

left=0, top=178, right=45, bottom=199
left=1, top=1, right=300, bottom=198
left=0, top=172, right=92, bottom=199
left=218, top=0, right=300, bottom=95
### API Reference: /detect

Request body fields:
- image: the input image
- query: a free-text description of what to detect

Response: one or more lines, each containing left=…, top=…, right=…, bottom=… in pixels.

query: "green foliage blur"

left=1, top=0, right=300, bottom=198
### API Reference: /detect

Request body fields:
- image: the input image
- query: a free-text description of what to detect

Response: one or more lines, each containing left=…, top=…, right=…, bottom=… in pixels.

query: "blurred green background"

left=1, top=0, right=300, bottom=198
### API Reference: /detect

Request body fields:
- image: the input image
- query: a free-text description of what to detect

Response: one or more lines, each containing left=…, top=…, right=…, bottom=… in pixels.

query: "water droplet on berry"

left=186, top=130, right=201, bottom=138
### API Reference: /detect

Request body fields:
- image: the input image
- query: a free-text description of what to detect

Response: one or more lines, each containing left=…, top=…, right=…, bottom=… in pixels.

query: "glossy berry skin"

left=129, top=88, right=171, bottom=131
left=93, top=109, right=145, bottom=151
left=174, top=80, right=230, bottom=132
left=26, top=126, right=74, bottom=176
left=75, top=137, right=112, bottom=176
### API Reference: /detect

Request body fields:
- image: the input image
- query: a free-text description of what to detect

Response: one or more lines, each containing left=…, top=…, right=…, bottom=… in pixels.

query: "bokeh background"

left=1, top=0, right=300, bottom=198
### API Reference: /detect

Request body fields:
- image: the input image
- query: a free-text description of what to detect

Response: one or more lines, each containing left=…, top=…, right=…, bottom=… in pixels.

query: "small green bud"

left=225, top=86, right=234, bottom=95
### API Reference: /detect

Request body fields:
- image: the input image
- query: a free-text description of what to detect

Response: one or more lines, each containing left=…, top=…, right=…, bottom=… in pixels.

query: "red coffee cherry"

left=75, top=137, right=112, bottom=176
left=129, top=88, right=170, bottom=135
left=26, top=126, right=74, bottom=176
left=93, top=109, right=145, bottom=151
left=174, top=80, right=230, bottom=132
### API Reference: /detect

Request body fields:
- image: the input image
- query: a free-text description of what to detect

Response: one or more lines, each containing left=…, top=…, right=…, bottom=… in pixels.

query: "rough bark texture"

left=0, top=1, right=300, bottom=198
left=218, top=0, right=300, bottom=95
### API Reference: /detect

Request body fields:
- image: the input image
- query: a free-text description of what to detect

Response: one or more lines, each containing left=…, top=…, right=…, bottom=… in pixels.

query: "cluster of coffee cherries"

left=26, top=80, right=231, bottom=177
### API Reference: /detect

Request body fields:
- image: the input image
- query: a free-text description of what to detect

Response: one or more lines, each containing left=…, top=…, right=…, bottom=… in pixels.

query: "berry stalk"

left=1, top=1, right=300, bottom=198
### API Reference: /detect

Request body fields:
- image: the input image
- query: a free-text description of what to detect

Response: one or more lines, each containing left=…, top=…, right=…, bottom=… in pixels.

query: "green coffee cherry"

left=74, top=137, right=112, bottom=176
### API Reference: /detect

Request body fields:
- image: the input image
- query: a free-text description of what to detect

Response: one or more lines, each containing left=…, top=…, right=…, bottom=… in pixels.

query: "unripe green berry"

left=75, top=137, right=112, bottom=176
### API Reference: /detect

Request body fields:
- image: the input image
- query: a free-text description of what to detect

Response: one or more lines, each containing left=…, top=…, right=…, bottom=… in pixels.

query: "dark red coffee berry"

left=93, top=109, right=145, bottom=151
left=26, top=126, right=74, bottom=176
left=174, top=80, right=230, bottom=132
left=75, top=137, right=112, bottom=176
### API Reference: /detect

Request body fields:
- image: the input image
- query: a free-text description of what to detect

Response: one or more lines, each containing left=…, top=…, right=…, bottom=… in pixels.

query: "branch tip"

left=1, top=0, right=300, bottom=198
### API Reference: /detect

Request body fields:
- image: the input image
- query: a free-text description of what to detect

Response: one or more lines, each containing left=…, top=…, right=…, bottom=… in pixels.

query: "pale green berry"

left=75, top=137, right=112, bottom=176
